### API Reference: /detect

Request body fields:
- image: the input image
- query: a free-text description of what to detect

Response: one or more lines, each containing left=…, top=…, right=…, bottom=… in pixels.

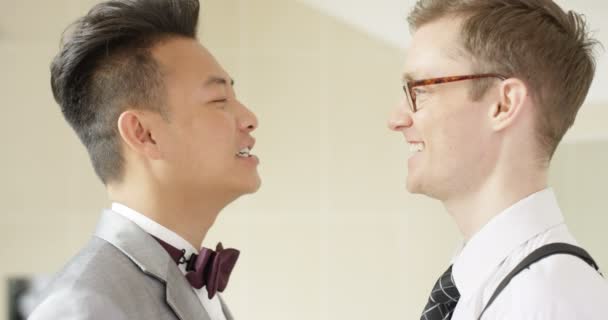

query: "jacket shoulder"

left=29, top=237, right=168, bottom=319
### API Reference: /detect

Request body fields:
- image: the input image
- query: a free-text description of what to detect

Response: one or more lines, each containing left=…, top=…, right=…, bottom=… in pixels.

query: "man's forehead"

left=409, top=16, right=466, bottom=52
left=152, top=38, right=214, bottom=69
left=404, top=31, right=471, bottom=80
left=402, top=49, right=457, bottom=81
left=152, top=38, right=232, bottom=82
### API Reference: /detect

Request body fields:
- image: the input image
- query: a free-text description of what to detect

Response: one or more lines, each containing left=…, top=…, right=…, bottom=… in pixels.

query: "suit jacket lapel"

left=94, top=210, right=211, bottom=320
left=218, top=294, right=234, bottom=320
left=166, top=265, right=212, bottom=320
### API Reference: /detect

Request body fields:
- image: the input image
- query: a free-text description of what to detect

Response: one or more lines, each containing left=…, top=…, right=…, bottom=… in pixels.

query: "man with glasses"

left=388, top=0, right=608, bottom=319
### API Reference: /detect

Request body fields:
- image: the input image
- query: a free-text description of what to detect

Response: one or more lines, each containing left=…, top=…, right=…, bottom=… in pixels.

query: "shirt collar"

left=451, top=188, right=565, bottom=298
left=111, top=202, right=198, bottom=259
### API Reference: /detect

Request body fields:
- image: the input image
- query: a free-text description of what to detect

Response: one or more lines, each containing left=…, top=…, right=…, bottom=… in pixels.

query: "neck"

left=108, top=180, right=234, bottom=249
left=443, top=164, right=548, bottom=241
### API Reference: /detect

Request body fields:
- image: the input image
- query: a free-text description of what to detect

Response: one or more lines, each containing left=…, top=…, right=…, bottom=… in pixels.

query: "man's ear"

left=117, top=110, right=162, bottom=160
left=488, top=78, right=529, bottom=132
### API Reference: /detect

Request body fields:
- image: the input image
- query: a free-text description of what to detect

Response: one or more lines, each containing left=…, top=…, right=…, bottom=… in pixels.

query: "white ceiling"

left=297, top=0, right=608, bottom=106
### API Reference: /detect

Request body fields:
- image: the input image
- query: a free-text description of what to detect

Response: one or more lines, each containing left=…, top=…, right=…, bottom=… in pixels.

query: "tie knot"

left=430, top=265, right=460, bottom=304
left=421, top=265, right=461, bottom=320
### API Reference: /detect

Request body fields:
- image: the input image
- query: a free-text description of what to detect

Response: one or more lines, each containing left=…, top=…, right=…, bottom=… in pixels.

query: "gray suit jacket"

left=28, top=210, right=234, bottom=320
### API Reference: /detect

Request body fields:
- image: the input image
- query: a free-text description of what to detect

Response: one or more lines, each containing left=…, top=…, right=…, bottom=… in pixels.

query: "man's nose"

left=387, top=101, right=414, bottom=131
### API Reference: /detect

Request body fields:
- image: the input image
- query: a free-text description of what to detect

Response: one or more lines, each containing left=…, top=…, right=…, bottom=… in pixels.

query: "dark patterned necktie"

left=420, top=265, right=461, bottom=320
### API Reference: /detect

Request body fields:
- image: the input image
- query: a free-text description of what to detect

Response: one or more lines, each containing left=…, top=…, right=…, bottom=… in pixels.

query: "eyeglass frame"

left=402, top=73, right=508, bottom=113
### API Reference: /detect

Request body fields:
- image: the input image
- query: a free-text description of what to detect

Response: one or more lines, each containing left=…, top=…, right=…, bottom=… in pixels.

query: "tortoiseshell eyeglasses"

left=402, top=73, right=507, bottom=112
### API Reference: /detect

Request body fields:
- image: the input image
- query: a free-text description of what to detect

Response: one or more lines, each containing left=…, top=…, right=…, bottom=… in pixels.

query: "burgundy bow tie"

left=153, top=237, right=240, bottom=299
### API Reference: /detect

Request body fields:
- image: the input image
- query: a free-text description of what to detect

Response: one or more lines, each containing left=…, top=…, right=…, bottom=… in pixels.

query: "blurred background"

left=1, top=0, right=607, bottom=319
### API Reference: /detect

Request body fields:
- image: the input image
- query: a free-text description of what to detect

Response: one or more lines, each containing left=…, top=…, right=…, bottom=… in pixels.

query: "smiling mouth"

left=408, top=142, right=425, bottom=153
left=236, top=147, right=252, bottom=158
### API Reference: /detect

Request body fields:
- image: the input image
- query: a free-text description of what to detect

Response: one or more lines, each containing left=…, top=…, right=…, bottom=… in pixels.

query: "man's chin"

left=246, top=179, right=262, bottom=194
left=237, top=176, right=262, bottom=195
left=406, top=176, right=422, bottom=194
left=407, top=179, right=446, bottom=201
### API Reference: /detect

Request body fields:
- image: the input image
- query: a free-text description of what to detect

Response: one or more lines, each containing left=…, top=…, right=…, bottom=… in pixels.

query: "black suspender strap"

left=478, top=243, right=601, bottom=320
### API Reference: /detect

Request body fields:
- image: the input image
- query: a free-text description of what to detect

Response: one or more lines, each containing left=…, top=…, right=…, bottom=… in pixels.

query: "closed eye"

left=209, top=99, right=228, bottom=109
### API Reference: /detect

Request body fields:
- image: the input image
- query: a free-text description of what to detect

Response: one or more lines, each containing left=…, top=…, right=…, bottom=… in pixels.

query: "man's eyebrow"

left=204, top=75, right=235, bottom=87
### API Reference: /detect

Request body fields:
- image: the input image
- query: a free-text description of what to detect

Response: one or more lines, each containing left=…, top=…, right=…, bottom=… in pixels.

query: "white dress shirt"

left=450, top=188, right=608, bottom=320
left=112, top=202, right=227, bottom=320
